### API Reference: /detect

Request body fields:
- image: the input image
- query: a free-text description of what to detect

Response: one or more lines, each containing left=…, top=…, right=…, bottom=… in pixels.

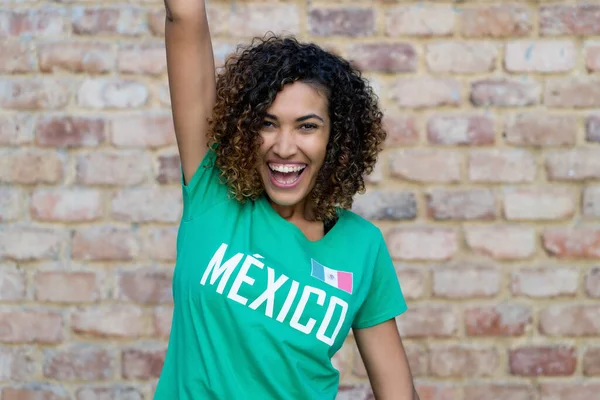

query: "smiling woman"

left=154, top=0, right=419, bottom=399
left=258, top=82, right=330, bottom=216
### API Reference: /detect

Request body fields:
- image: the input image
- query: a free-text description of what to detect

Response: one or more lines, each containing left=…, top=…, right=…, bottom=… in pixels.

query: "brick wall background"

left=1, top=0, right=600, bottom=399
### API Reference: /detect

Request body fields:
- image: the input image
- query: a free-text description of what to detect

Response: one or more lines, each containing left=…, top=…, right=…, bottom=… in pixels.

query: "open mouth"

left=267, top=163, right=307, bottom=188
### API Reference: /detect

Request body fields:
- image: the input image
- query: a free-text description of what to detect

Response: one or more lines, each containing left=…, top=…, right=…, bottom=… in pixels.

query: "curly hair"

left=206, top=34, right=386, bottom=221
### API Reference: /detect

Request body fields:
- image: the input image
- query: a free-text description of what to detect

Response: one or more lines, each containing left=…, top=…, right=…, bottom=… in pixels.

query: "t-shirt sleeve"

left=352, top=234, right=408, bottom=330
left=181, top=147, right=231, bottom=221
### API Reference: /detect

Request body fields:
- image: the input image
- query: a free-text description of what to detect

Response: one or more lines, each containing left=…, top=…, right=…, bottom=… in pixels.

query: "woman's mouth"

left=267, top=163, right=307, bottom=188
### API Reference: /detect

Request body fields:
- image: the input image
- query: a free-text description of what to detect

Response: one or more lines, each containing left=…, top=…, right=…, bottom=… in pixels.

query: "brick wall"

left=1, top=0, right=599, bottom=399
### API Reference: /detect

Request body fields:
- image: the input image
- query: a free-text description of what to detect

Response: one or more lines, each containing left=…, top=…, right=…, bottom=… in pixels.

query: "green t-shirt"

left=154, top=149, right=407, bottom=400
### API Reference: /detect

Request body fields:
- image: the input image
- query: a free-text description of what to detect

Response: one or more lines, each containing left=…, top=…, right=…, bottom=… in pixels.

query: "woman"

left=154, top=0, right=419, bottom=398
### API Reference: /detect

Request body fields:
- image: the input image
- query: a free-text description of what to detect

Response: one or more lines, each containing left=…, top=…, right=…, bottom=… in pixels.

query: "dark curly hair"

left=206, top=34, right=386, bottom=221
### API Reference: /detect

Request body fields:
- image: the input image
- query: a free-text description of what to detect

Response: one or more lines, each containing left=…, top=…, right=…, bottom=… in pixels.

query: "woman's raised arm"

left=164, top=0, right=216, bottom=184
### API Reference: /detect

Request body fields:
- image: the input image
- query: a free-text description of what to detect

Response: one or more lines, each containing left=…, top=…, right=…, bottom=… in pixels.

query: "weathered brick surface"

left=1, top=1, right=598, bottom=398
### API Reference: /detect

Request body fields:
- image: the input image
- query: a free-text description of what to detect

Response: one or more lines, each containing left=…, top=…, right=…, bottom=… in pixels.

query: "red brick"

left=153, top=306, right=173, bottom=338
left=72, top=6, right=148, bottom=36
left=383, top=115, right=418, bottom=147
left=122, top=347, right=166, bottom=379
left=212, top=40, right=237, bottom=69
left=587, top=115, right=600, bottom=142
left=0, top=41, right=36, bottom=73
left=43, top=345, right=113, bottom=381
left=389, top=149, right=462, bottom=183
left=352, top=190, right=416, bottom=221
left=118, top=42, right=167, bottom=75
left=72, top=226, right=139, bottom=261
left=364, top=159, right=383, bottom=186
left=0, top=226, right=62, bottom=261
left=464, top=384, right=536, bottom=400
left=156, top=153, right=181, bottom=184
left=543, top=227, right=600, bottom=259
left=348, top=43, right=416, bottom=72
left=76, top=151, right=151, bottom=186
left=505, top=41, right=576, bottom=73
left=155, top=82, right=171, bottom=106
left=468, top=149, right=536, bottom=183
left=509, top=346, right=576, bottom=376
left=38, top=42, right=114, bottom=74
left=396, top=268, right=425, bottom=300
left=110, top=112, right=175, bottom=148
left=586, top=268, right=600, bottom=297
left=230, top=4, right=300, bottom=37
left=427, top=42, right=497, bottom=73
left=416, top=384, right=461, bottom=400
left=429, top=346, right=498, bottom=378
left=0, top=347, right=35, bottom=380
left=0, top=9, right=68, bottom=37
left=0, top=149, right=63, bottom=185
left=406, top=346, right=429, bottom=377
left=511, top=267, right=578, bottom=298
left=35, top=116, right=106, bottom=147
left=503, top=187, right=576, bottom=221
left=546, top=149, right=600, bottom=181
left=539, top=305, right=600, bottom=337
left=583, top=186, right=600, bottom=218
left=465, top=225, right=536, bottom=260
left=540, top=5, right=600, bottom=36
left=142, top=227, right=177, bottom=262
left=308, top=7, right=373, bottom=37
left=586, top=43, right=600, bottom=72
left=391, top=77, right=461, bottom=108
left=111, top=188, right=181, bottom=223
left=465, top=304, right=532, bottom=336
left=35, top=271, right=99, bottom=303
left=386, top=5, right=455, bottom=37
left=76, top=386, right=144, bottom=400
left=470, top=78, right=540, bottom=107
left=31, top=189, right=102, bottom=222
left=427, top=114, right=494, bottom=146
left=72, top=306, right=148, bottom=338
left=460, top=5, right=532, bottom=38
left=397, top=306, right=458, bottom=338
left=584, top=347, right=600, bottom=376
left=0, top=78, right=70, bottom=110
left=0, top=113, right=34, bottom=145
left=0, top=188, right=22, bottom=222
left=387, top=226, right=458, bottom=261
left=2, top=386, right=70, bottom=400
left=119, top=269, right=173, bottom=305
left=504, top=113, right=577, bottom=147
left=0, top=309, right=63, bottom=344
left=148, top=9, right=165, bottom=36
left=539, top=383, right=600, bottom=400
left=77, top=78, right=148, bottom=109
left=545, top=78, right=600, bottom=108
left=0, top=263, right=26, bottom=301
left=206, top=4, right=229, bottom=37
left=336, top=385, right=372, bottom=399
left=433, top=265, right=500, bottom=299
left=427, top=188, right=496, bottom=221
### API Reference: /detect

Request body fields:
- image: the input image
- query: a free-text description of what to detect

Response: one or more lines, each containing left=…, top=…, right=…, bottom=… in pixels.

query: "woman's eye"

left=300, top=123, right=318, bottom=131
left=262, top=120, right=275, bottom=128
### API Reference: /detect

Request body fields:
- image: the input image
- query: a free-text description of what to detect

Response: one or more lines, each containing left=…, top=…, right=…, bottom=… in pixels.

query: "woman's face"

left=257, top=81, right=330, bottom=209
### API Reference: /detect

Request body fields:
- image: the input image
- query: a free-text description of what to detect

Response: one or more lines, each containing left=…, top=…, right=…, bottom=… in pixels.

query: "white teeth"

left=269, top=164, right=306, bottom=173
